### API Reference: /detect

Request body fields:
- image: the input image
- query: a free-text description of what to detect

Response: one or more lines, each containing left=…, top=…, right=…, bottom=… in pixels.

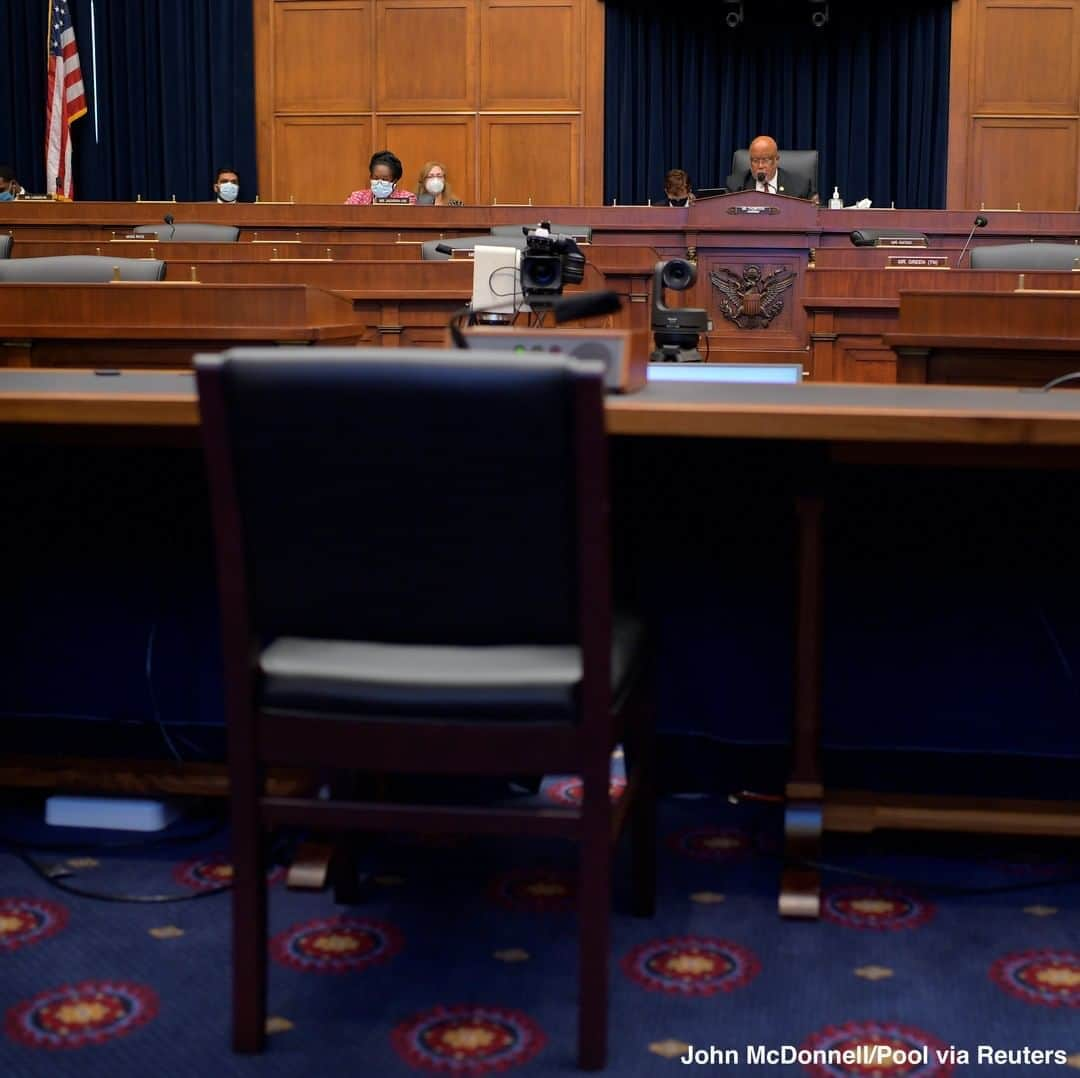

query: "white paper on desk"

left=843, top=198, right=873, bottom=209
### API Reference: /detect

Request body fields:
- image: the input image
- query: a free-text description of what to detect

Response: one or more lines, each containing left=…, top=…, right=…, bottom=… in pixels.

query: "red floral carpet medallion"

left=5, top=980, right=158, bottom=1050
left=801, top=1021, right=953, bottom=1078
left=821, top=887, right=935, bottom=931
left=0, top=897, right=69, bottom=951
left=391, top=1004, right=545, bottom=1074
left=172, top=853, right=285, bottom=891
left=488, top=868, right=576, bottom=912
left=545, top=778, right=626, bottom=806
left=270, top=915, right=404, bottom=974
left=990, top=949, right=1080, bottom=1007
left=621, top=936, right=760, bottom=996
left=667, top=826, right=750, bottom=861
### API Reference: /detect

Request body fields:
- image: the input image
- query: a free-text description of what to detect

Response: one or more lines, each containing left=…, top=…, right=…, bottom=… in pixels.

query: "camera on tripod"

left=520, top=222, right=586, bottom=307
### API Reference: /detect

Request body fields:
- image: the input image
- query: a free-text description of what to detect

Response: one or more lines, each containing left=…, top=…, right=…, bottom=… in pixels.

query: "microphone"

left=956, top=214, right=988, bottom=267
left=755, top=170, right=767, bottom=191
left=434, top=242, right=454, bottom=256
left=163, top=213, right=176, bottom=241
left=551, top=290, right=622, bottom=324
left=446, top=291, right=624, bottom=348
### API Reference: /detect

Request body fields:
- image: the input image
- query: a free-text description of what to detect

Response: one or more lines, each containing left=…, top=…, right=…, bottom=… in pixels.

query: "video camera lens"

left=523, top=255, right=562, bottom=291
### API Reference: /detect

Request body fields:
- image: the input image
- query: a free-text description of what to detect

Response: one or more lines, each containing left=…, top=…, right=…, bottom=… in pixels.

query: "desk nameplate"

left=874, top=237, right=929, bottom=248
left=886, top=255, right=949, bottom=269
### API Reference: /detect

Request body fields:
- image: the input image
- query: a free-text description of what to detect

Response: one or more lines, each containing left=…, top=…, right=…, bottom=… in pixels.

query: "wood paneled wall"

left=254, top=0, right=605, bottom=205
left=949, top=0, right=1080, bottom=210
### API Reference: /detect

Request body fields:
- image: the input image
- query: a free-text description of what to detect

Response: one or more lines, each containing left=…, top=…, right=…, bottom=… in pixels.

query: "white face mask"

left=425, top=176, right=445, bottom=195
left=370, top=179, right=395, bottom=199
left=217, top=181, right=239, bottom=202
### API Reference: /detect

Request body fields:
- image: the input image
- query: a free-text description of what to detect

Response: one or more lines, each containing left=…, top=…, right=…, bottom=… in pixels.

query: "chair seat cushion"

left=258, top=615, right=645, bottom=720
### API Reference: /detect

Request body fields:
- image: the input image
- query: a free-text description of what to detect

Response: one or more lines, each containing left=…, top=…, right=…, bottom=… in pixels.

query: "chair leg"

left=578, top=764, right=611, bottom=1070
left=625, top=697, right=657, bottom=919
left=231, top=770, right=267, bottom=1053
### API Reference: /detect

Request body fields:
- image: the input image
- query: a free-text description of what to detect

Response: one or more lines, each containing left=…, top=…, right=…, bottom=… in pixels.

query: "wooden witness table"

left=0, top=283, right=364, bottom=367
left=5, top=369, right=1080, bottom=917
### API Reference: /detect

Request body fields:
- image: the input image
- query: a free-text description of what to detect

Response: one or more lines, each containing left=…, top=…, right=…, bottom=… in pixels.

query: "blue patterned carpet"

left=0, top=784, right=1077, bottom=1078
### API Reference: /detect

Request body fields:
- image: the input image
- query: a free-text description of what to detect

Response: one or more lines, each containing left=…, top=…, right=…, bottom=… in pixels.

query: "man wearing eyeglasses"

left=728, top=135, right=816, bottom=201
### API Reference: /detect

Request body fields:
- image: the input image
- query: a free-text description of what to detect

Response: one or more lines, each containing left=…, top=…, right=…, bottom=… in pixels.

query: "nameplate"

left=873, top=236, right=928, bottom=248
left=726, top=205, right=780, bottom=216
left=886, top=255, right=949, bottom=269
left=112, top=234, right=156, bottom=241
left=373, top=197, right=414, bottom=205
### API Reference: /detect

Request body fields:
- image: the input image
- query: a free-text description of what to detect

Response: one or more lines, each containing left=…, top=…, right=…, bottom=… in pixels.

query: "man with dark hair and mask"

left=213, top=166, right=240, bottom=204
left=0, top=165, right=23, bottom=201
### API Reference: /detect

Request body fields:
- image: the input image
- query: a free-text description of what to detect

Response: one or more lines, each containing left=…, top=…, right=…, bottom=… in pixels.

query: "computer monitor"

left=647, top=363, right=803, bottom=384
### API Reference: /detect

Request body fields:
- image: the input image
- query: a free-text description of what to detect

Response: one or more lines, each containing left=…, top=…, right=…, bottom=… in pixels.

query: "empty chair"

left=728, top=148, right=819, bottom=195
left=0, top=255, right=165, bottom=282
left=0, top=235, right=11, bottom=259
left=490, top=223, right=593, bottom=242
left=133, top=222, right=240, bottom=242
left=196, top=347, right=655, bottom=1070
left=969, top=243, right=1080, bottom=271
left=420, top=234, right=526, bottom=260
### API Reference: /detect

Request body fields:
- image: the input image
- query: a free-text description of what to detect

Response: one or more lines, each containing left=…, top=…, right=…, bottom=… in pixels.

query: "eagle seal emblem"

left=710, top=264, right=795, bottom=329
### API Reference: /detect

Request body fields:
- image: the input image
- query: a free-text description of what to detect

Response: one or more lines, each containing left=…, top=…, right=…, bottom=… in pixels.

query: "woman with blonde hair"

left=416, top=161, right=463, bottom=206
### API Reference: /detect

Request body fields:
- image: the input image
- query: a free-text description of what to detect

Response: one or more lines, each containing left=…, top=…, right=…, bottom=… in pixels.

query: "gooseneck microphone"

left=163, top=213, right=176, bottom=240
left=755, top=170, right=767, bottom=191
left=551, top=290, right=621, bottom=325
left=446, top=291, right=624, bottom=349
left=956, top=214, right=989, bottom=267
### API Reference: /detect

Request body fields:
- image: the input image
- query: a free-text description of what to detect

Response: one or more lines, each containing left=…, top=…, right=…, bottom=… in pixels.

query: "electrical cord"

left=10, top=848, right=230, bottom=903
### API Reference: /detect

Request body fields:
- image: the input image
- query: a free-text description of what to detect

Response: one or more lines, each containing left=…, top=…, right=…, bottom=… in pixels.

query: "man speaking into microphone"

left=728, top=135, right=817, bottom=200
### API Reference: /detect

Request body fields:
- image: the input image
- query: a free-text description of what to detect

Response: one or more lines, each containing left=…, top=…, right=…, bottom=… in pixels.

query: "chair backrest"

left=489, top=223, right=593, bottom=242
left=133, top=222, right=240, bottom=242
left=0, top=255, right=165, bottom=282
left=730, top=148, right=818, bottom=192
left=421, top=235, right=526, bottom=260
left=969, top=242, right=1080, bottom=270
left=196, top=348, right=608, bottom=646
left=0, top=235, right=11, bottom=259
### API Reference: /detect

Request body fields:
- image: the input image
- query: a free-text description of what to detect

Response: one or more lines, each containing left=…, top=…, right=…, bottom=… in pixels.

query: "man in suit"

left=727, top=135, right=816, bottom=201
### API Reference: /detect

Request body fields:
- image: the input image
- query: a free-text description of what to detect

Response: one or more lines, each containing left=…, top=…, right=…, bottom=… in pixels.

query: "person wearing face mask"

left=213, top=167, right=241, bottom=204
left=657, top=169, right=695, bottom=207
left=345, top=150, right=416, bottom=205
left=0, top=165, right=23, bottom=202
left=416, top=161, right=464, bottom=206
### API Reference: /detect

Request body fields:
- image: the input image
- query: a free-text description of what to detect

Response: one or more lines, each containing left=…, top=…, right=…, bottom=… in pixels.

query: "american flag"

left=45, top=0, right=87, bottom=199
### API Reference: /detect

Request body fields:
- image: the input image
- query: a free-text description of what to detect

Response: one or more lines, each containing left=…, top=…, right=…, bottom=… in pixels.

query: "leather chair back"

left=0, top=255, right=166, bottom=282
left=0, top=235, right=11, bottom=259
left=204, top=348, right=591, bottom=644
left=729, top=148, right=818, bottom=192
left=133, top=222, right=240, bottom=242
left=970, top=243, right=1080, bottom=270
left=421, top=235, right=526, bottom=260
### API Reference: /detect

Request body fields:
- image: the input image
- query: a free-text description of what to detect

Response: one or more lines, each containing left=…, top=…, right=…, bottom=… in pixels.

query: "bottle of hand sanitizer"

left=829, top=186, right=843, bottom=209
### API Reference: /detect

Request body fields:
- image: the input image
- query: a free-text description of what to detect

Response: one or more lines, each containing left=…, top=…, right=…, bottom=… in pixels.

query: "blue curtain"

left=604, top=0, right=951, bottom=209
left=0, top=0, right=255, bottom=202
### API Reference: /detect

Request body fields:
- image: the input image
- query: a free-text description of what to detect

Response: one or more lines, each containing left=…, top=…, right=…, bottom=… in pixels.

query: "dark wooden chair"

left=196, top=347, right=655, bottom=1070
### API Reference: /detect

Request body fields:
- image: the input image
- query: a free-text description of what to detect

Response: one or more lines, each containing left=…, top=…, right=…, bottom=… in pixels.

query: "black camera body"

left=520, top=222, right=586, bottom=307
left=651, top=258, right=709, bottom=362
